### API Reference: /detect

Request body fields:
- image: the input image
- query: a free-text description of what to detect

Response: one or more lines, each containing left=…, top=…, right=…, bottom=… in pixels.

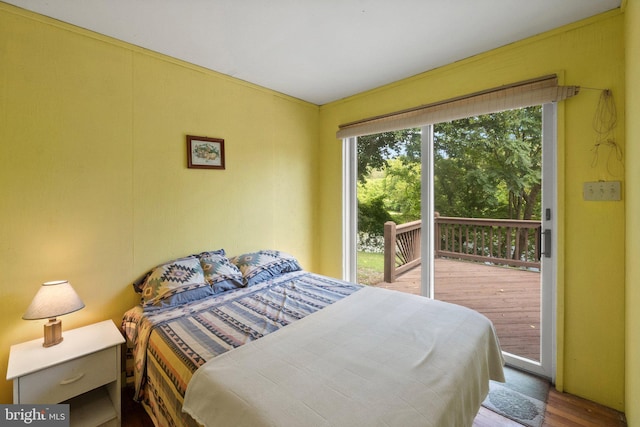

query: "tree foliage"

left=433, top=106, right=542, bottom=220
left=357, top=196, right=394, bottom=236
left=356, top=129, right=421, bottom=183
left=356, top=106, right=543, bottom=248
left=381, top=159, right=421, bottom=223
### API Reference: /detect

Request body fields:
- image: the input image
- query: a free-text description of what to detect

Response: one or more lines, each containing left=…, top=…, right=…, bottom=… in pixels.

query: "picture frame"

left=186, top=135, right=225, bottom=169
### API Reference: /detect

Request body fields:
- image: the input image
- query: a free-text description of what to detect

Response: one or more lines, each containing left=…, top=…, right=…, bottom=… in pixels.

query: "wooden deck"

left=375, top=258, right=541, bottom=361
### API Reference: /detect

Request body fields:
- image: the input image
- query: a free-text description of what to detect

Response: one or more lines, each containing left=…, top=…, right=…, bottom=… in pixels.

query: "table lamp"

left=23, top=280, right=85, bottom=347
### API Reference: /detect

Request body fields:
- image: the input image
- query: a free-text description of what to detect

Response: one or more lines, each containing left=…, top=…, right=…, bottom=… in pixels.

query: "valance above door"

left=336, top=75, right=579, bottom=139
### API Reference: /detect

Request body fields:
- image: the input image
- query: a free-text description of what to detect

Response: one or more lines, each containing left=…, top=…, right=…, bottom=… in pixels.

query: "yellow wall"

left=625, top=0, right=640, bottom=425
left=0, top=1, right=632, bottom=416
left=319, top=12, right=626, bottom=410
left=0, top=4, right=319, bottom=403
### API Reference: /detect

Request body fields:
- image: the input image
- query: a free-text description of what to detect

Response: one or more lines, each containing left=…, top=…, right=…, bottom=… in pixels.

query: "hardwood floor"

left=122, top=387, right=154, bottom=427
left=473, top=388, right=627, bottom=427
left=542, top=389, right=627, bottom=427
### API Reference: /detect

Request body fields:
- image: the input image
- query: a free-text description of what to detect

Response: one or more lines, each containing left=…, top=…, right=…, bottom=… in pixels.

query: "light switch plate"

left=583, top=181, right=621, bottom=201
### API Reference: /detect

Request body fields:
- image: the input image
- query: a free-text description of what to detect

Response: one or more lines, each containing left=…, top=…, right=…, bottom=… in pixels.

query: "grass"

left=357, top=251, right=384, bottom=285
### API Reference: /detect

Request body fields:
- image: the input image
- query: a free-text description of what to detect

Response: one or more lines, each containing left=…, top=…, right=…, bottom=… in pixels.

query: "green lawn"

left=357, top=251, right=384, bottom=285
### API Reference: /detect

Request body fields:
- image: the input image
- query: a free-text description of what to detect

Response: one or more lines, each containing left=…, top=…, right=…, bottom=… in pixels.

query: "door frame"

left=420, top=104, right=556, bottom=379
left=496, top=103, right=556, bottom=379
left=342, top=137, right=358, bottom=284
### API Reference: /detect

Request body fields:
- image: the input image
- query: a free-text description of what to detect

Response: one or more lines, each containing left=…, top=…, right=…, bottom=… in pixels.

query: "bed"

left=123, top=249, right=504, bottom=427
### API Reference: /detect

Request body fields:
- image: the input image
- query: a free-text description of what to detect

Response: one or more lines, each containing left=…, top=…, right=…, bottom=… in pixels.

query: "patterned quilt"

left=122, top=271, right=362, bottom=427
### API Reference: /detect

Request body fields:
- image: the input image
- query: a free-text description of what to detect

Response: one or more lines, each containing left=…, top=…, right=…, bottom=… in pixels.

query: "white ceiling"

left=6, top=0, right=621, bottom=105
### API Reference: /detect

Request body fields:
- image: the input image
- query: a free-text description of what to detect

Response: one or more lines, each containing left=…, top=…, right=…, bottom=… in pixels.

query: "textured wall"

left=0, top=3, right=319, bottom=404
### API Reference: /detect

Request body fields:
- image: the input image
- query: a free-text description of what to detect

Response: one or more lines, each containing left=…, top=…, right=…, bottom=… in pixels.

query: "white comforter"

left=183, top=286, right=504, bottom=427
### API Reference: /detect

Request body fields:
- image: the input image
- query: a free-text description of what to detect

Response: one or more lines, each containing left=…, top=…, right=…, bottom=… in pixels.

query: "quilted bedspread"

left=122, top=271, right=362, bottom=427
left=182, top=285, right=505, bottom=427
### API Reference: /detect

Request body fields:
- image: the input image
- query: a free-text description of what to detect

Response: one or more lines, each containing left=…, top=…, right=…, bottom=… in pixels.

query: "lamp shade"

left=23, top=280, right=85, bottom=320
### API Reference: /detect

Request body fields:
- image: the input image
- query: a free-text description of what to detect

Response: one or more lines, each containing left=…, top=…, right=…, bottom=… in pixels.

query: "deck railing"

left=383, top=216, right=542, bottom=283
left=383, top=220, right=421, bottom=283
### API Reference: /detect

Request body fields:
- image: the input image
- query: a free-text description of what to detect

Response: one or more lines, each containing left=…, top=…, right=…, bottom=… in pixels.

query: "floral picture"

left=187, top=135, right=225, bottom=169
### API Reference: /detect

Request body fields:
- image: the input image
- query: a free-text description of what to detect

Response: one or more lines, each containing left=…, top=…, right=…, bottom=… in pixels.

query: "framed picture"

left=187, top=135, right=225, bottom=169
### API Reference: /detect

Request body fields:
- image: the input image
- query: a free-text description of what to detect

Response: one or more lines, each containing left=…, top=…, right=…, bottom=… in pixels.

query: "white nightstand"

left=6, top=320, right=125, bottom=427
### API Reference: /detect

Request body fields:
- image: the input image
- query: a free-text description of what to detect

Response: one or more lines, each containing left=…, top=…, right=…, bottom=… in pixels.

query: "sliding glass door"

left=343, top=103, right=557, bottom=379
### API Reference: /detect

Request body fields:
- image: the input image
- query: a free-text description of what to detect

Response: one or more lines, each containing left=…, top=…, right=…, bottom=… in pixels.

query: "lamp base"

left=43, top=318, right=63, bottom=347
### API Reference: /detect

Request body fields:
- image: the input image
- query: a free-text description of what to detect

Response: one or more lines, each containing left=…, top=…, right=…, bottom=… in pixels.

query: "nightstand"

left=6, top=320, right=125, bottom=427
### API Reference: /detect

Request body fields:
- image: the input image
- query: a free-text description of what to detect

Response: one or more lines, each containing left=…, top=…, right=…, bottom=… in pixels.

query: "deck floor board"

left=375, top=258, right=541, bottom=361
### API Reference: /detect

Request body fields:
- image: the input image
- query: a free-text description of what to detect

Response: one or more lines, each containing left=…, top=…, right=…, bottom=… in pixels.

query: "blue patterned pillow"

left=229, top=250, right=302, bottom=287
left=197, top=250, right=244, bottom=292
left=140, top=256, right=213, bottom=311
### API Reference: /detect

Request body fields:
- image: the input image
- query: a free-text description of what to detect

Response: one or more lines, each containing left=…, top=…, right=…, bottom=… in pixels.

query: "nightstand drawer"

left=17, top=347, right=117, bottom=404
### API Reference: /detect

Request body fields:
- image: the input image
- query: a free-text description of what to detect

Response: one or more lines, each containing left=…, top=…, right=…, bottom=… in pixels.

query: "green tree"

left=358, top=196, right=394, bottom=236
left=433, top=106, right=542, bottom=221
left=354, top=106, right=542, bottom=263
left=356, top=129, right=421, bottom=183
left=356, top=129, right=421, bottom=248
left=382, top=159, right=421, bottom=223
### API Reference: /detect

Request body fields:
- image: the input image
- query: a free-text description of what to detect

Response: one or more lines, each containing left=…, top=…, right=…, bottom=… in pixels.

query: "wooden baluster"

left=384, top=221, right=396, bottom=283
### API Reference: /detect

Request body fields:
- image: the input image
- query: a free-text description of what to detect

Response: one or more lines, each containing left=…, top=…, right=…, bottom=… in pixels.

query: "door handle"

left=540, top=229, right=551, bottom=258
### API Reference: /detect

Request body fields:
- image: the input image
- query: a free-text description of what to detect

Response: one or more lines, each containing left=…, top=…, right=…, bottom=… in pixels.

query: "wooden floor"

left=473, top=388, right=627, bottom=426
left=376, top=258, right=541, bottom=360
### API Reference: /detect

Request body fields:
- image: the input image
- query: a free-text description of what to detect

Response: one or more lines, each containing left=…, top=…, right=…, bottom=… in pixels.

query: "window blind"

left=336, top=75, right=579, bottom=139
